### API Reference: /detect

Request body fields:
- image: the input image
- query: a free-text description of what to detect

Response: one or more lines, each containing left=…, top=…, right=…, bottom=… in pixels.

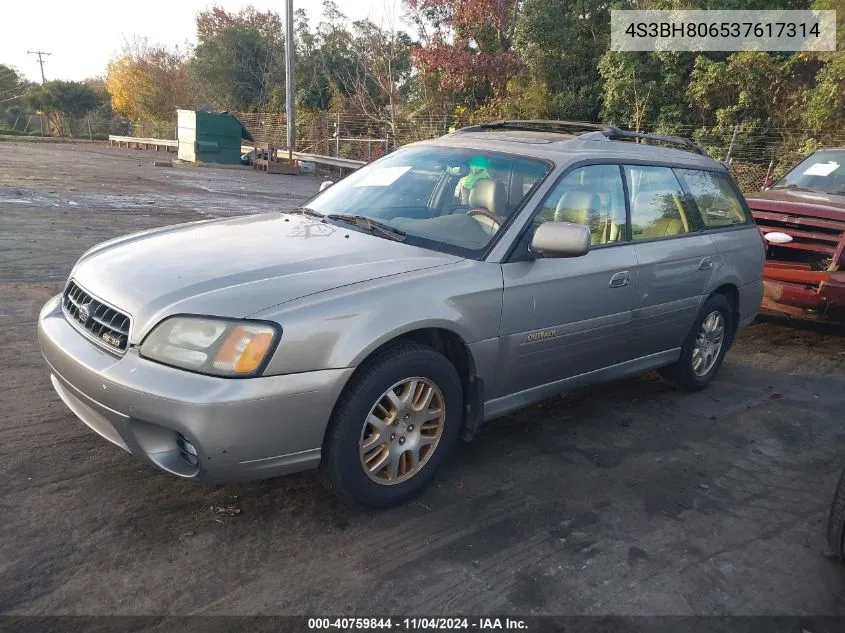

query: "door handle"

left=609, top=271, right=630, bottom=288
left=699, top=257, right=714, bottom=271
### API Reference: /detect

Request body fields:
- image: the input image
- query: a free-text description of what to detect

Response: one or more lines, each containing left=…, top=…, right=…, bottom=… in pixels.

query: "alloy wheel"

left=359, top=377, right=445, bottom=485
left=692, top=311, right=725, bottom=377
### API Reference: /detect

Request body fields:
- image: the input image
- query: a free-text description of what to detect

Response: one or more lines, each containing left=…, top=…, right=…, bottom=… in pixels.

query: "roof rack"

left=456, top=120, right=608, bottom=134
left=596, top=128, right=708, bottom=156
left=454, top=119, right=708, bottom=156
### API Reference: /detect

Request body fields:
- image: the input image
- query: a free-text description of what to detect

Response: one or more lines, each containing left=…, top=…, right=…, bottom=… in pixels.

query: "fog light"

left=177, top=434, right=199, bottom=466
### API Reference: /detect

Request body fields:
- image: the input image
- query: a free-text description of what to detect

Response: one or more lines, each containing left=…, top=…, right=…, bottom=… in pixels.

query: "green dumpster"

left=177, top=110, right=254, bottom=164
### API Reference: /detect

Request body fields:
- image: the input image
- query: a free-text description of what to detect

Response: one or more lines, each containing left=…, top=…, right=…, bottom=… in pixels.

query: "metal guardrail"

left=288, top=151, right=365, bottom=170
left=240, top=145, right=366, bottom=170
left=109, top=135, right=177, bottom=150
left=110, top=135, right=366, bottom=171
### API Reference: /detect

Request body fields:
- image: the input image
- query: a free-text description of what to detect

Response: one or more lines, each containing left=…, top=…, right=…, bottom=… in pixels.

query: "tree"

left=0, top=64, right=31, bottom=130
left=599, top=51, right=693, bottom=131
left=0, top=64, right=26, bottom=106
left=106, top=39, right=192, bottom=122
left=597, top=0, right=819, bottom=134
left=332, top=19, right=412, bottom=135
left=514, top=0, right=613, bottom=121
left=189, top=6, right=285, bottom=112
left=687, top=53, right=805, bottom=129
left=804, top=54, right=845, bottom=132
left=404, top=0, right=521, bottom=110
left=25, top=81, right=103, bottom=136
left=294, top=7, right=330, bottom=110
left=803, top=0, right=845, bottom=131
left=308, top=1, right=358, bottom=111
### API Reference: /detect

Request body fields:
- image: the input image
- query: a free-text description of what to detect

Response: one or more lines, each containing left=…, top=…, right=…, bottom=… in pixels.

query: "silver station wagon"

left=38, top=121, right=764, bottom=507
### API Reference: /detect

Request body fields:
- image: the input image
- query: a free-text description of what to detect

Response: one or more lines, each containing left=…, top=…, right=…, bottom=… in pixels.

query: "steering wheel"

left=467, top=207, right=505, bottom=234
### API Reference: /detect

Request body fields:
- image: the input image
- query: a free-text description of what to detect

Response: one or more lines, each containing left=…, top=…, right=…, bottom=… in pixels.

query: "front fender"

left=253, top=260, right=503, bottom=376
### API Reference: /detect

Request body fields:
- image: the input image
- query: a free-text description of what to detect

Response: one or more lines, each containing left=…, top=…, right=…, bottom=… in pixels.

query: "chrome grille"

left=62, top=280, right=131, bottom=353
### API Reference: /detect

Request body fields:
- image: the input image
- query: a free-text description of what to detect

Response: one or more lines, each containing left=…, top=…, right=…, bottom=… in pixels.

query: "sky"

left=1, top=0, right=405, bottom=83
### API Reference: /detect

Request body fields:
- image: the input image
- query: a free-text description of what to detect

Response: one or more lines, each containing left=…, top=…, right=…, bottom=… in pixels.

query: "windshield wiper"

left=771, top=184, right=816, bottom=192
left=325, top=214, right=407, bottom=242
left=288, top=206, right=325, bottom=219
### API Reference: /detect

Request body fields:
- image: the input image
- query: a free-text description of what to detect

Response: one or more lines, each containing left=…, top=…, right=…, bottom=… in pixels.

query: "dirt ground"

left=2, top=141, right=845, bottom=617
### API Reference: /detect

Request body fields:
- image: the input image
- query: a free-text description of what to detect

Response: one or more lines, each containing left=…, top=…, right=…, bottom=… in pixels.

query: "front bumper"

left=761, top=264, right=845, bottom=322
left=38, top=294, right=354, bottom=482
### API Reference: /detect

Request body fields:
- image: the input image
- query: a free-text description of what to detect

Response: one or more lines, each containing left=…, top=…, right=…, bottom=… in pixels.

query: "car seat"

left=467, top=179, right=507, bottom=217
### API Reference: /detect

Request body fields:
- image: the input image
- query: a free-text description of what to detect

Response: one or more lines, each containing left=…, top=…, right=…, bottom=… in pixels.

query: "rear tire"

left=319, top=342, right=463, bottom=508
left=658, top=293, right=734, bottom=392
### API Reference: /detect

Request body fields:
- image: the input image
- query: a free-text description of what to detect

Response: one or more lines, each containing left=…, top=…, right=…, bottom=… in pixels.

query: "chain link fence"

left=0, top=112, right=129, bottom=140
left=110, top=111, right=845, bottom=193
left=124, top=119, right=178, bottom=140
left=234, top=112, right=467, bottom=162
left=635, top=123, right=845, bottom=193
left=238, top=114, right=843, bottom=193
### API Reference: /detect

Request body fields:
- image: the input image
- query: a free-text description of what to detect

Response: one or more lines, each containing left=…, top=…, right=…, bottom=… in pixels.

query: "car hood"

left=746, top=188, right=845, bottom=220
left=70, top=213, right=463, bottom=342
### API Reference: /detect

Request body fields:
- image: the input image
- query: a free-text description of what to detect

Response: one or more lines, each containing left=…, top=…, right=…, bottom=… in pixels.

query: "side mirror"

left=319, top=180, right=334, bottom=192
left=530, top=222, right=591, bottom=258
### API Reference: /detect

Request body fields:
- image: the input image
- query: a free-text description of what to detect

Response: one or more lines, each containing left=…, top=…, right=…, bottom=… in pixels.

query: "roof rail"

left=456, top=120, right=608, bottom=134
left=593, top=128, right=708, bottom=156
left=454, top=119, right=709, bottom=156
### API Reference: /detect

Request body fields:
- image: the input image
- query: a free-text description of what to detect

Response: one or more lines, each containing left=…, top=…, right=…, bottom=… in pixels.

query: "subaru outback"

left=38, top=121, right=765, bottom=507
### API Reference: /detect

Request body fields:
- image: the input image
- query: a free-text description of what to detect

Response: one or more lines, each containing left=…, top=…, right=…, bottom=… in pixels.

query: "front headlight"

left=139, top=316, right=280, bottom=377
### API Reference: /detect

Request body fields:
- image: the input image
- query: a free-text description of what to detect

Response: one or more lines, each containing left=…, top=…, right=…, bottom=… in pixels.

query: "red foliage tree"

left=405, top=0, right=521, bottom=104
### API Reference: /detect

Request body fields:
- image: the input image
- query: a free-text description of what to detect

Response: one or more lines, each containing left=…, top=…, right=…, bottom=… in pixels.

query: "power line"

left=0, top=93, right=25, bottom=105
left=27, top=50, right=51, bottom=84
left=0, top=80, right=25, bottom=93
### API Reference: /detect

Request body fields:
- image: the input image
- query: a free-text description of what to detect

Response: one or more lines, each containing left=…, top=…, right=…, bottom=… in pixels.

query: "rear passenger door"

left=673, top=167, right=763, bottom=293
left=624, top=164, right=716, bottom=359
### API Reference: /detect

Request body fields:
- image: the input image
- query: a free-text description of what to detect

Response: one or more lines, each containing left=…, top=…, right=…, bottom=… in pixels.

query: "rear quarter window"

left=675, top=169, right=751, bottom=229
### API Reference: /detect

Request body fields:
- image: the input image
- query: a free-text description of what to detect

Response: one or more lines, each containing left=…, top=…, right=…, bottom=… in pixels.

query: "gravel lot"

left=2, top=141, right=845, bottom=617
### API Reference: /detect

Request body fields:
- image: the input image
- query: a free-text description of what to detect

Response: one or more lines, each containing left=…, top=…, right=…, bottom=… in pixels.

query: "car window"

left=623, top=165, right=696, bottom=240
left=533, top=165, right=627, bottom=246
left=675, top=169, right=750, bottom=228
left=308, top=146, right=550, bottom=257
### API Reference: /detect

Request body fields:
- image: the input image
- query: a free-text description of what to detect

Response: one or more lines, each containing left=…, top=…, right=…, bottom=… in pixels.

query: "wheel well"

left=362, top=328, right=481, bottom=438
left=712, top=283, right=740, bottom=333
left=395, top=328, right=475, bottom=381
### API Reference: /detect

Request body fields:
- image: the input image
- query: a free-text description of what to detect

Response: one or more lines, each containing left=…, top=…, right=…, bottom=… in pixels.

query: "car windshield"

left=305, top=146, right=551, bottom=256
left=772, top=150, right=845, bottom=195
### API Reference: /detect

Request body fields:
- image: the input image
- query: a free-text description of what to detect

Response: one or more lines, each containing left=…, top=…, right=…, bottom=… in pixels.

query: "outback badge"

left=526, top=329, right=556, bottom=342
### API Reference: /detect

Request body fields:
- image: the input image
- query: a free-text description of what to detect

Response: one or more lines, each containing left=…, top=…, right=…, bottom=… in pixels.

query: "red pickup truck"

left=746, top=148, right=845, bottom=323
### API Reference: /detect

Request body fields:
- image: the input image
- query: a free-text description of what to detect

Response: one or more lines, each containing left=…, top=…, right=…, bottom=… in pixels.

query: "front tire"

left=659, top=293, right=734, bottom=391
left=319, top=342, right=463, bottom=508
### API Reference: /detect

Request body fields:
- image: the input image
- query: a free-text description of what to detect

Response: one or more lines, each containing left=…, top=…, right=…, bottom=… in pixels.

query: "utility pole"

left=284, top=0, right=295, bottom=164
left=27, top=50, right=51, bottom=83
